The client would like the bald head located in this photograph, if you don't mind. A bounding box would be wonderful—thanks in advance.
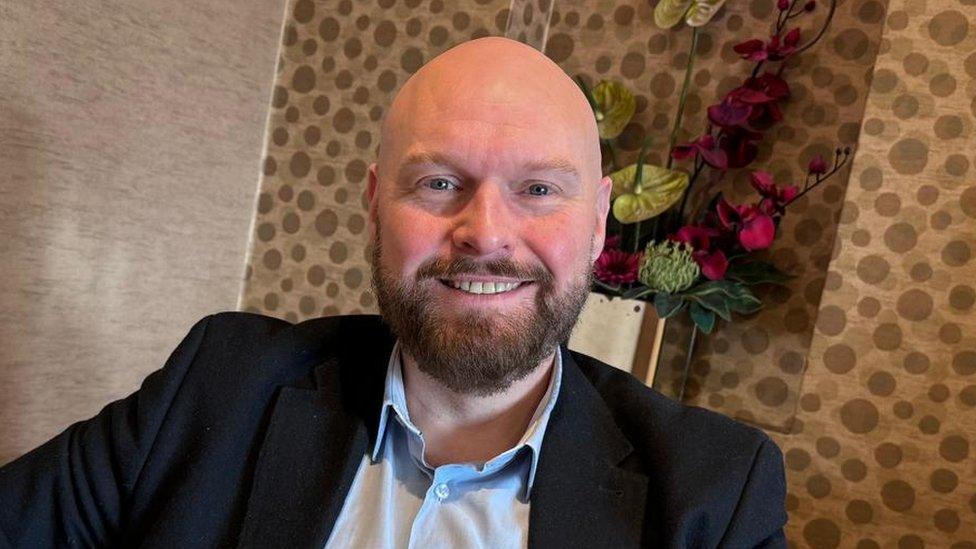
[376,37,601,185]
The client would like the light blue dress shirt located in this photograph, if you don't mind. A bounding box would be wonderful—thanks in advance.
[324,341,562,548]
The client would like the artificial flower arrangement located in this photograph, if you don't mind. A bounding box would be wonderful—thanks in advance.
[581,0,851,336]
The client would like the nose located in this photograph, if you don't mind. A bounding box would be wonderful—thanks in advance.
[450,183,515,258]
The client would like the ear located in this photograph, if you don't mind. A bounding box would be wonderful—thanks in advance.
[367,162,380,242]
[591,175,612,264]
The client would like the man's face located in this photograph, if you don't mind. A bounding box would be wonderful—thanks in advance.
[366,41,611,395]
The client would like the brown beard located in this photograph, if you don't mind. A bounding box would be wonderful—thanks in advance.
[370,232,593,396]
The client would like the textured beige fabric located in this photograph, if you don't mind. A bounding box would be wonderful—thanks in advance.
[0,0,285,465]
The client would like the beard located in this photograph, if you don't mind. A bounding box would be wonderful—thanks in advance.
[370,231,593,397]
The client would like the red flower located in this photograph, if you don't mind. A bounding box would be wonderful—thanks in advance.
[733,30,801,63]
[707,99,752,128]
[729,73,791,123]
[716,197,776,251]
[716,126,763,169]
[751,171,799,215]
[808,154,827,175]
[733,39,768,62]
[777,0,790,10]
[603,234,622,250]
[594,248,642,285]
[671,225,729,280]
[672,134,729,170]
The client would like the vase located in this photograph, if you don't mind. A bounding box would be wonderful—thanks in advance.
[568,291,666,386]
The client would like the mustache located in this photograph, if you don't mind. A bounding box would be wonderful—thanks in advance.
[416,256,552,284]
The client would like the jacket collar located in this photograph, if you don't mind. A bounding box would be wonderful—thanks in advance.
[235,315,648,548]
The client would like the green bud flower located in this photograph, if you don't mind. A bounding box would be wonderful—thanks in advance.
[639,240,700,294]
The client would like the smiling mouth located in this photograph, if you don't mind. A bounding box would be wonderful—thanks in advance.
[438,279,532,295]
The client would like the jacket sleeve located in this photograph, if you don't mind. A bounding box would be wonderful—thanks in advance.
[718,436,789,549]
[0,316,212,548]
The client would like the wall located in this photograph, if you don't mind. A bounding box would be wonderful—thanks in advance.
[772,0,976,545]
[0,0,285,464]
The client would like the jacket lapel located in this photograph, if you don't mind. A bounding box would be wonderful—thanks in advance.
[236,316,393,548]
[529,349,649,549]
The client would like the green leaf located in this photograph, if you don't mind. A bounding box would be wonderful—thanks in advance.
[610,164,689,224]
[621,285,655,300]
[689,302,716,334]
[654,0,693,29]
[591,81,636,140]
[685,280,763,319]
[685,0,727,27]
[654,292,685,318]
[725,260,794,286]
[724,284,763,315]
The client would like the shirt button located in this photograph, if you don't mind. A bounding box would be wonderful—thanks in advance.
[434,482,450,500]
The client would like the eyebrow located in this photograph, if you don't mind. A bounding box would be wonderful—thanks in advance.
[397,150,582,183]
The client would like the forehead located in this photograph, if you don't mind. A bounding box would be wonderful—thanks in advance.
[389,97,589,179]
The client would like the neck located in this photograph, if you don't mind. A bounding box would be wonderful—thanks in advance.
[400,348,556,467]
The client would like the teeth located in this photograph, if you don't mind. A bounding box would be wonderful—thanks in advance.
[448,280,522,295]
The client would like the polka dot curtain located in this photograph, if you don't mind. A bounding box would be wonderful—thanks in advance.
[769,0,976,545]
[239,0,975,545]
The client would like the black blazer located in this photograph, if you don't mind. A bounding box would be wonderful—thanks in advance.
[0,312,787,548]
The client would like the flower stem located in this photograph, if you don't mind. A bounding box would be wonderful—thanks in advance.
[677,324,699,402]
[666,27,701,171]
[674,156,706,231]
[794,0,837,56]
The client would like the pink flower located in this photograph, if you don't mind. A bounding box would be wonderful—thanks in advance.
[716,197,777,251]
[730,73,790,122]
[717,126,763,169]
[672,134,729,170]
[671,225,730,280]
[594,248,642,285]
[750,171,799,216]
[603,234,622,250]
[733,30,802,63]
[808,154,827,175]
[707,99,752,128]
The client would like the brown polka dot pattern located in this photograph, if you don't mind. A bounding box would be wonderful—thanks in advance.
[646,0,884,434]
[764,0,975,545]
[239,0,976,545]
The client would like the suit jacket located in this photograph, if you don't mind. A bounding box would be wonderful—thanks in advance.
[0,312,787,548]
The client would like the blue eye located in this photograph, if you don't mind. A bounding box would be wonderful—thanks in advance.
[425,178,458,191]
[526,183,552,196]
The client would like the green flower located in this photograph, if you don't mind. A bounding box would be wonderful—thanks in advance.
[639,240,700,294]
[591,81,636,140]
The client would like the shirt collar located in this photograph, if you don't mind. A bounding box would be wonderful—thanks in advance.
[371,340,563,495]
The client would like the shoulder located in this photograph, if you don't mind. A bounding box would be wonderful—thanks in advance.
[567,349,779,475]
[180,312,391,388]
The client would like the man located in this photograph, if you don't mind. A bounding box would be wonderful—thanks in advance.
[0,37,786,548]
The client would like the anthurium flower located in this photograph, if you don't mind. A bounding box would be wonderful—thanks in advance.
[594,248,642,285]
[591,81,636,140]
[671,134,729,170]
[639,240,700,293]
[610,163,690,224]
[670,225,730,280]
